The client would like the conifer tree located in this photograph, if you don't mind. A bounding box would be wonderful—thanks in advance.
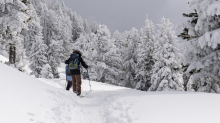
[123,28,139,88]
[180,0,220,93]
[74,32,99,80]
[90,21,99,34]
[29,39,48,78]
[27,4,49,78]
[94,25,122,84]
[135,17,155,91]
[77,32,99,81]
[70,11,84,42]
[41,64,53,79]
[47,35,64,78]
[149,17,184,91]
[84,33,99,80]
[45,9,64,78]
[112,30,126,84]
[112,30,124,56]
[48,0,72,59]
[0,0,32,71]
[24,4,41,56]
[29,0,49,47]
[83,19,91,34]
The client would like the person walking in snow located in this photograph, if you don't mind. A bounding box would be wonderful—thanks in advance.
[65,65,72,90]
[65,49,89,96]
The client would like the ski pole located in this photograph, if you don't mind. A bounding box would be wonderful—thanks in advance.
[65,75,67,90]
[87,69,91,91]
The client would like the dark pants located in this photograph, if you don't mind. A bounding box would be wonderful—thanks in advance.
[66,81,72,90]
[71,75,82,93]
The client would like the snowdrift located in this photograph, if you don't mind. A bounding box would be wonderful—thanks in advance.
[0,54,8,63]
[0,62,77,123]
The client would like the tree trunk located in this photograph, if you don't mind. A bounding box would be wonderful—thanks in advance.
[9,45,16,64]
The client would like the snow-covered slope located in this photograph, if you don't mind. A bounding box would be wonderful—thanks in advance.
[0,62,78,123]
[0,58,131,123]
[0,54,8,63]
[1,54,220,123]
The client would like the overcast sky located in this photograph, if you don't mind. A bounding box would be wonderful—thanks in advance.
[57,0,188,34]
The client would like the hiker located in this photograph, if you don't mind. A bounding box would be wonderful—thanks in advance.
[65,49,89,96]
[65,65,72,90]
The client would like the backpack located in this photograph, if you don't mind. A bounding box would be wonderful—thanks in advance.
[69,53,80,70]
[66,65,71,76]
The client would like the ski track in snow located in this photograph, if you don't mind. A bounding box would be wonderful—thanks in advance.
[36,65,132,123]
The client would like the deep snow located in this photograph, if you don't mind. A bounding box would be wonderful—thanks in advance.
[1,55,220,123]
[0,54,8,63]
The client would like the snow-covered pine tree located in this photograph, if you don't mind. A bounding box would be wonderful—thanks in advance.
[177,9,199,90]
[27,4,49,78]
[45,9,64,78]
[24,3,42,57]
[73,33,89,52]
[84,33,99,81]
[135,16,156,91]
[105,42,122,85]
[0,37,8,57]
[15,40,28,71]
[29,37,49,78]
[94,24,112,82]
[123,28,139,88]
[90,21,99,34]
[28,0,47,20]
[69,11,84,42]
[95,25,122,84]
[0,0,32,71]
[41,64,53,79]
[112,30,127,85]
[149,17,184,91]
[112,30,124,56]
[180,0,220,93]
[48,0,72,59]
[29,0,49,46]
[83,19,91,34]
[47,35,64,78]
[60,2,73,59]
[73,32,99,80]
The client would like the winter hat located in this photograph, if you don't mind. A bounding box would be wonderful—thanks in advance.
[72,49,82,55]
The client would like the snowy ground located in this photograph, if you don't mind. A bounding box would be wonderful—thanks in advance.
[1,55,220,123]
[0,54,8,63]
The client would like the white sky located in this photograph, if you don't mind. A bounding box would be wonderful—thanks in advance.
[57,0,189,33]
[56,0,189,52]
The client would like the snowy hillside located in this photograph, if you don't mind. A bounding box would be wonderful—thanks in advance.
[0,55,220,123]
[0,55,8,63]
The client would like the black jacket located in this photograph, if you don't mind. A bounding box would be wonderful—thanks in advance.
[65,52,88,75]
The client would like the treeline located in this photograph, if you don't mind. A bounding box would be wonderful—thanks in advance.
[0,0,98,79]
[73,0,220,93]
[76,17,184,91]
[1,0,220,93]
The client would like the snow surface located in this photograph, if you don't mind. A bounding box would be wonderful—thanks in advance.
[1,55,220,123]
[0,54,8,63]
